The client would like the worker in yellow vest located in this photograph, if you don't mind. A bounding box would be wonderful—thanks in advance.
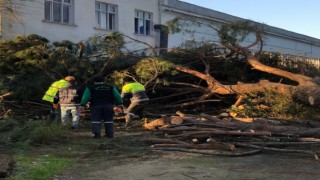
[42,76,75,122]
[121,77,149,127]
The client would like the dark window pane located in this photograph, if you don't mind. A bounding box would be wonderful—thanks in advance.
[109,14,114,30]
[134,18,139,34]
[63,5,70,23]
[44,1,51,20]
[146,20,151,35]
[53,2,61,22]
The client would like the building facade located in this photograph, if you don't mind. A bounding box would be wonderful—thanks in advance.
[1,0,320,60]
[1,0,160,51]
[160,0,320,60]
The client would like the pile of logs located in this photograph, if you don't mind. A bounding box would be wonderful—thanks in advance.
[143,111,320,160]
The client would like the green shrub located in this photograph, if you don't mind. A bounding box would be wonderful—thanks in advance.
[1,119,66,145]
[0,118,19,132]
[228,91,320,120]
[11,155,73,180]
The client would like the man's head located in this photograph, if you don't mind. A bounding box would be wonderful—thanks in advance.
[93,76,104,82]
[64,76,76,85]
[64,76,75,81]
[123,76,133,83]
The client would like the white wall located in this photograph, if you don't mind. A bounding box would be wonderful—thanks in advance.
[2,0,160,51]
[2,0,320,59]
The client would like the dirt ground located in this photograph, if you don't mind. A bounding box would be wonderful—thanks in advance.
[58,154,320,180]
[55,128,320,180]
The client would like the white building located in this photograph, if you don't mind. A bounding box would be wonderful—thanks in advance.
[1,0,320,60]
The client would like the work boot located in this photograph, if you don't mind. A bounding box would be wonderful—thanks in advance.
[104,134,114,138]
[93,133,101,138]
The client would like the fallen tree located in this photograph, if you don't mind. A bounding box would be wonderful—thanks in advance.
[108,20,320,121]
[168,22,320,105]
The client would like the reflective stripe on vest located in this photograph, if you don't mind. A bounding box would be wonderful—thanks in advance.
[42,79,68,102]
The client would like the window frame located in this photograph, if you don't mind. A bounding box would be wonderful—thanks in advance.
[134,10,153,36]
[95,1,118,31]
[44,0,74,25]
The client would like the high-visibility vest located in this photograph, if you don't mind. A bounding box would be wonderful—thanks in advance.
[42,79,68,103]
[121,82,149,102]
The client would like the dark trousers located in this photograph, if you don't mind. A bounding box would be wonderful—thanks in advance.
[90,104,114,137]
[47,106,61,125]
[125,100,149,124]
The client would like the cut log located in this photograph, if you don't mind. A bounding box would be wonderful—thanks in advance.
[166,130,272,139]
[0,93,11,100]
[207,138,236,151]
[143,116,171,130]
[200,113,223,122]
[248,141,320,146]
[192,138,199,144]
[176,111,199,119]
[299,137,320,142]
[294,87,320,106]
[152,141,235,151]
[150,147,261,157]
[235,142,319,160]
[144,138,190,145]
[234,95,244,106]
[295,128,320,137]
[161,126,228,133]
[170,116,184,125]
[175,111,208,123]
[255,125,304,133]
[164,122,237,130]
[0,109,12,120]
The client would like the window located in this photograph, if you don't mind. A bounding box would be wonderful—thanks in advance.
[95,2,117,31]
[135,10,152,35]
[44,0,74,24]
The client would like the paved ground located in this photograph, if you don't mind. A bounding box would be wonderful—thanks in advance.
[58,151,320,180]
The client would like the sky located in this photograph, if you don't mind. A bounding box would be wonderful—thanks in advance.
[179,0,320,39]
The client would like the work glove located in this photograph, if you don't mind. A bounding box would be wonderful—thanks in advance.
[113,105,124,113]
[118,104,124,110]
[53,103,59,109]
[84,103,90,109]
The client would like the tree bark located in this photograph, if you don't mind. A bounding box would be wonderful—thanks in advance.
[235,142,319,160]
[150,147,261,157]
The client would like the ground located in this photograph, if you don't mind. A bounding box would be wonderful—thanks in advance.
[53,124,320,180]
[58,153,320,180]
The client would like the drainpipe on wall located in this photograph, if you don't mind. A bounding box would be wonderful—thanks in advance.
[0,11,2,38]
[155,0,164,55]
[154,24,168,54]
[155,0,169,54]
